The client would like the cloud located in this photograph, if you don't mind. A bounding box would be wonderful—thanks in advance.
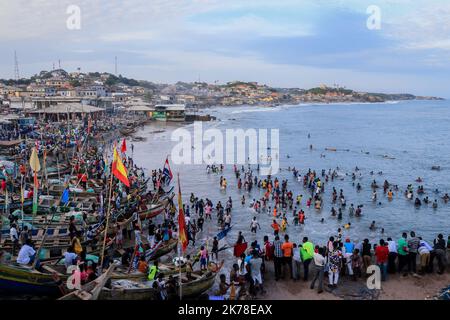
[99,31,157,42]
[189,14,313,38]
[0,0,449,96]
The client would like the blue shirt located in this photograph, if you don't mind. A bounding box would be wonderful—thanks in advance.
[344,242,355,254]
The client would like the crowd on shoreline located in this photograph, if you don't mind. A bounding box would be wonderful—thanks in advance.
[178,163,450,299]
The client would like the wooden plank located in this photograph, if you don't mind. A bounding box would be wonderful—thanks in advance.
[41,264,64,276]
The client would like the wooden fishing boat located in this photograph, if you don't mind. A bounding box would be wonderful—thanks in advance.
[0,226,71,252]
[138,202,166,220]
[0,260,174,296]
[100,267,220,300]
[48,184,98,198]
[0,139,22,148]
[145,238,178,261]
[119,127,135,136]
[0,199,33,210]
[58,264,116,300]
[10,210,88,228]
[131,136,146,142]
[0,263,64,296]
[39,165,71,178]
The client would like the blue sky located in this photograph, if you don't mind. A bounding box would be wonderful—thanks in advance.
[0,0,449,97]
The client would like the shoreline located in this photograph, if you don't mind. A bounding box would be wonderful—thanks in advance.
[259,260,449,300]
[196,98,446,111]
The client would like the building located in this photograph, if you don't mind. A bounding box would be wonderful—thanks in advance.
[153,104,185,121]
[58,89,77,97]
[8,97,34,110]
[125,105,154,118]
[26,103,105,121]
[45,78,69,88]
[31,96,83,109]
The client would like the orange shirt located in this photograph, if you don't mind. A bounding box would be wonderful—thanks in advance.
[271,222,280,232]
[138,261,148,273]
[281,242,293,257]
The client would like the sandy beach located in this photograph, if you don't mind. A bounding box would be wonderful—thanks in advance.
[258,262,449,300]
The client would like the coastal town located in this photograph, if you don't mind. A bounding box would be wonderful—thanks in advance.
[0,66,448,302]
[1,68,443,122]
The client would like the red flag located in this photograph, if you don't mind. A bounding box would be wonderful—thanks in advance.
[87,118,92,135]
[121,138,127,153]
[177,173,188,252]
[33,172,39,189]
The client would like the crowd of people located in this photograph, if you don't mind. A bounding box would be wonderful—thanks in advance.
[179,162,450,299]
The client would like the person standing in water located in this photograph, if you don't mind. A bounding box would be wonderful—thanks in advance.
[250,217,261,233]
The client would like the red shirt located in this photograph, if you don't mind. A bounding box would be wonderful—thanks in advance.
[375,245,389,263]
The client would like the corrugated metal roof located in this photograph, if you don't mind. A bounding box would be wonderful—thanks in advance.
[28,103,104,114]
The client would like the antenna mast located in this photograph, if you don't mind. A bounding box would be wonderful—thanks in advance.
[14,50,20,81]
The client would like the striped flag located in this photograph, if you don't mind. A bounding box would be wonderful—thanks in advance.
[112,146,130,187]
[162,157,173,186]
[177,173,188,253]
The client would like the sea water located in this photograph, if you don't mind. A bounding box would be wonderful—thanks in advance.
[131,100,450,254]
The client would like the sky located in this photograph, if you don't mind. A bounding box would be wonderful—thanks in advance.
[0,0,449,97]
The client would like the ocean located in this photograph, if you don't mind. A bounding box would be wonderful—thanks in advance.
[131,99,450,250]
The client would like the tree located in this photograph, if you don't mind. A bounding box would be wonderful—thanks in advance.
[69,79,81,87]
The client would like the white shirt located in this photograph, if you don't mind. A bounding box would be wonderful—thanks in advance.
[10,227,18,241]
[17,244,36,264]
[418,245,429,255]
[419,240,433,251]
[313,253,325,266]
[237,258,247,276]
[387,240,397,253]
[293,249,301,262]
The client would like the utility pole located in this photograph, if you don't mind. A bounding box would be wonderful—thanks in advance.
[115,56,117,75]
[14,50,20,81]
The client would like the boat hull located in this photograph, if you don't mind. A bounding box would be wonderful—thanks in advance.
[0,264,60,297]
[100,272,217,300]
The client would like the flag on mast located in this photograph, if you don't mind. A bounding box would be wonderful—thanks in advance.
[29,147,41,215]
[87,117,92,135]
[112,146,130,187]
[162,157,173,186]
[121,138,127,154]
[177,173,188,253]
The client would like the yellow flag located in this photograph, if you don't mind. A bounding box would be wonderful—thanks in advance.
[29,147,41,172]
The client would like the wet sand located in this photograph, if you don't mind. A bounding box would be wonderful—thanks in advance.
[259,262,449,300]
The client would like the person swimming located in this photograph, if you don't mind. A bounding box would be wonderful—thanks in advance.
[414,198,422,206]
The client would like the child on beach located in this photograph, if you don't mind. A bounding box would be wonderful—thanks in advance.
[199,246,208,271]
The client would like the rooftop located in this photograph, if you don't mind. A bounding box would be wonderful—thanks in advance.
[27,103,104,114]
